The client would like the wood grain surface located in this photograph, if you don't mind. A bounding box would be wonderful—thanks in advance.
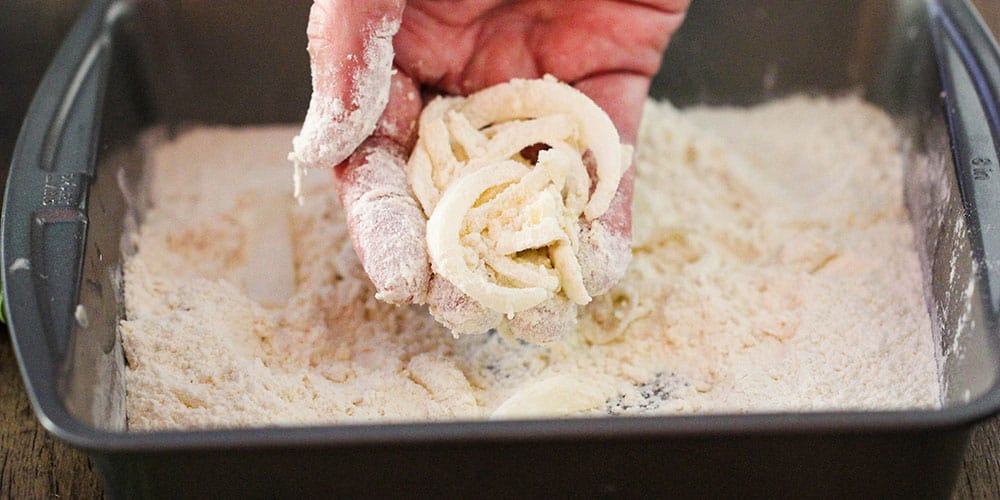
[0,334,104,498]
[2,1,1000,498]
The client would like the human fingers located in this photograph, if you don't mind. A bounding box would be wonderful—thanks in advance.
[426,277,578,344]
[572,72,648,296]
[427,275,502,335]
[502,295,578,344]
[292,0,405,170]
[333,70,430,304]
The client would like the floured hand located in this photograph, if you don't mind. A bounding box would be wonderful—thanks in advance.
[293,0,689,342]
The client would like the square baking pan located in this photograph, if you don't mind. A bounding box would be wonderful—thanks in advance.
[4,0,1000,497]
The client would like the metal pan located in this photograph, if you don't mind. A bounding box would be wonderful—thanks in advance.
[4,0,1000,497]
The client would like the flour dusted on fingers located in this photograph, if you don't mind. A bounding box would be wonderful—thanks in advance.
[289,12,399,186]
[337,139,430,304]
[407,76,631,337]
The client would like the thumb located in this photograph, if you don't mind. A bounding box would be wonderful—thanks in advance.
[292,0,405,170]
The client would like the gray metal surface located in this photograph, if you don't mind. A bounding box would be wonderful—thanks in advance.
[4,0,1000,497]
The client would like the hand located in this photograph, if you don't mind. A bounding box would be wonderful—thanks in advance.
[292,0,689,341]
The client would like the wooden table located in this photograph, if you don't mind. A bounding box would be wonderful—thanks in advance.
[3,1,1000,498]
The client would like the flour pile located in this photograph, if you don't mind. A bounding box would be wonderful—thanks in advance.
[121,96,941,430]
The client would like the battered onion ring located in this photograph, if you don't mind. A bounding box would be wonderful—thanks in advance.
[409,76,629,319]
[426,161,552,315]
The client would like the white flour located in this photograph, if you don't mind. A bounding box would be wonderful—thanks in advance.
[121,96,941,430]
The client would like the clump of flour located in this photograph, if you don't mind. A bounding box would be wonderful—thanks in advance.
[121,96,941,430]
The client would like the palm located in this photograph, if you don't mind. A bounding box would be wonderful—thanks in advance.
[397,0,685,102]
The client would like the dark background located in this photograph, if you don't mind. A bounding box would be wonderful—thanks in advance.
[0,1,89,177]
[1,1,999,498]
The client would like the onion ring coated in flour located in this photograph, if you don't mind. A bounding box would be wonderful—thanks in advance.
[409,76,629,320]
